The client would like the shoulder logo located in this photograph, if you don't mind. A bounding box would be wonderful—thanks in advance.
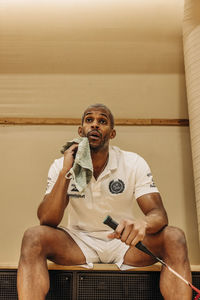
[71,184,79,192]
[109,179,125,194]
[147,173,157,188]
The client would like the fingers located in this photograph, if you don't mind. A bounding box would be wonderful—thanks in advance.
[125,230,144,247]
[62,143,79,172]
[64,143,78,156]
[107,222,124,239]
[107,232,116,239]
[108,219,146,247]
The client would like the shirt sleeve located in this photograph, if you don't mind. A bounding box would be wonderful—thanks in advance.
[134,155,159,200]
[45,160,60,195]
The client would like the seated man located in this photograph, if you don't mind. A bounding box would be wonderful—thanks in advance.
[17,103,192,300]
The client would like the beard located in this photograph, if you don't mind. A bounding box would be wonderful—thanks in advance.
[82,129,110,152]
[89,140,108,152]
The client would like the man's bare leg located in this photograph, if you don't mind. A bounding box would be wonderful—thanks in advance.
[17,225,86,300]
[123,226,192,300]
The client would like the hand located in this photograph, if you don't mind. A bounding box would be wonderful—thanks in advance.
[107,218,147,247]
[62,143,78,173]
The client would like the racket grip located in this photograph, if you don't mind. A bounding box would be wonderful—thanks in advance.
[135,241,157,260]
[103,215,118,230]
[103,215,157,260]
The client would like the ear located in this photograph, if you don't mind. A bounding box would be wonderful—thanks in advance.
[110,129,116,140]
[78,126,84,137]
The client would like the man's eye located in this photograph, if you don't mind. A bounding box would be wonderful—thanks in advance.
[99,119,107,124]
[86,118,92,123]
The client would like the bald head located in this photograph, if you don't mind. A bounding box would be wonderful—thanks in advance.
[81,104,114,129]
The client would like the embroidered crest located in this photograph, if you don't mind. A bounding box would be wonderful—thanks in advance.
[109,179,125,194]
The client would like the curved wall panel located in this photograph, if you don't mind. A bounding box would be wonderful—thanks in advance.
[183,0,200,243]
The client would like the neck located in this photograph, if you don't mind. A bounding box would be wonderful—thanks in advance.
[91,148,109,180]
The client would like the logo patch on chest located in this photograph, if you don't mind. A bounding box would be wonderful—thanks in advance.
[109,179,125,194]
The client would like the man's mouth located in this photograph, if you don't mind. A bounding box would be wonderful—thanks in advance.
[87,130,101,140]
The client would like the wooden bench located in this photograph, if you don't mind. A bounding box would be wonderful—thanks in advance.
[0,264,200,299]
[1,263,200,271]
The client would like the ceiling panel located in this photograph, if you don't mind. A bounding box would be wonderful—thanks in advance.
[0,0,185,73]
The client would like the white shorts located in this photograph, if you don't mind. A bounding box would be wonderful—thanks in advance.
[60,227,130,270]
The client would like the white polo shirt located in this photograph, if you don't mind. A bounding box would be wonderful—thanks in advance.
[45,146,159,239]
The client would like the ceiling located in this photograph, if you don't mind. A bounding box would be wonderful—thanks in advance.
[0,0,185,74]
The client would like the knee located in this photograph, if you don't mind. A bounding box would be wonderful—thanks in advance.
[162,226,188,260]
[20,226,47,258]
[163,226,187,249]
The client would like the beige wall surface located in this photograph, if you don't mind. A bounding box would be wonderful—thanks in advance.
[0,125,199,265]
[0,74,188,119]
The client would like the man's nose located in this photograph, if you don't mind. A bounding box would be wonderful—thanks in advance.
[91,120,99,128]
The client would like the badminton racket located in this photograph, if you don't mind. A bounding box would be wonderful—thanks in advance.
[103,215,200,300]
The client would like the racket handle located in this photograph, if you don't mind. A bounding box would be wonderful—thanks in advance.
[103,215,158,261]
[135,241,158,260]
[103,215,118,230]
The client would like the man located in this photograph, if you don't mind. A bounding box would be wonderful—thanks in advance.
[17,104,192,299]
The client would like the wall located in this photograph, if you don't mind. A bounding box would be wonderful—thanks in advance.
[0,0,199,266]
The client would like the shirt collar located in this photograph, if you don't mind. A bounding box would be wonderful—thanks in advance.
[106,146,118,171]
[95,146,118,181]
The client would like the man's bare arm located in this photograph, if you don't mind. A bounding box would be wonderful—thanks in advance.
[137,192,168,234]
[108,193,168,246]
[37,144,78,227]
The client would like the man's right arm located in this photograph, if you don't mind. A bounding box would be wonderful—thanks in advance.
[37,144,78,227]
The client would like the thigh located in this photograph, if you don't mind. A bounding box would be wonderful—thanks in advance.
[123,226,168,267]
[23,225,86,266]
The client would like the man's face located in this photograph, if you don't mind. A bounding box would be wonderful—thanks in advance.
[78,107,116,151]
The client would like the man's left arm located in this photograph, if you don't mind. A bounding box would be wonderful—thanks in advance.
[137,192,168,234]
[108,192,168,246]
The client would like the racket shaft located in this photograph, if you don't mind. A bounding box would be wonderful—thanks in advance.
[167,266,189,285]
